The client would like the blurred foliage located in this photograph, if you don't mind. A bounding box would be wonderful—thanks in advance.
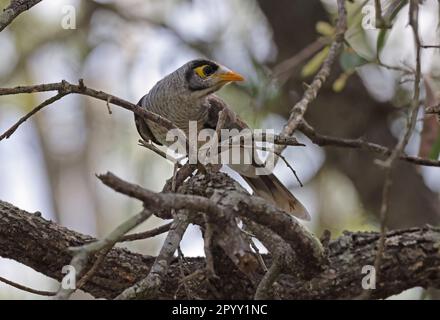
[301,46,330,78]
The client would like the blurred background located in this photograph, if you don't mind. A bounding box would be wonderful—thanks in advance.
[0,0,439,299]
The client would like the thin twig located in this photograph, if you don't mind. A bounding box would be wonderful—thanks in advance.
[274,151,304,187]
[272,0,347,162]
[76,248,111,290]
[115,213,189,300]
[0,80,307,151]
[0,91,66,140]
[0,276,56,297]
[376,0,422,168]
[54,208,154,299]
[375,168,392,272]
[244,144,304,187]
[240,224,268,272]
[0,80,178,141]
[119,222,172,242]
[299,121,440,167]
[360,0,423,300]
[138,139,184,167]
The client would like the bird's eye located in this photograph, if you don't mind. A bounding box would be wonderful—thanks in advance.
[194,64,218,78]
[203,65,215,76]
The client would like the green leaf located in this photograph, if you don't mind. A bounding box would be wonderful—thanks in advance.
[429,131,440,160]
[301,46,329,78]
[339,49,368,71]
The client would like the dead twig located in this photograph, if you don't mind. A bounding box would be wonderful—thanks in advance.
[119,222,172,242]
[272,0,347,162]
[360,0,423,300]
[0,91,66,140]
[0,80,178,141]
[0,276,56,297]
[54,208,154,299]
[299,121,440,167]
[116,213,189,300]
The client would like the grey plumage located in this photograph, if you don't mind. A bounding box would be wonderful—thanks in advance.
[135,59,310,220]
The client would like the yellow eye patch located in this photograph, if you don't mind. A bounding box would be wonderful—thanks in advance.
[194,66,207,78]
[194,64,217,78]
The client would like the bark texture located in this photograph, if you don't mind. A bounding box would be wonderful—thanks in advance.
[1,195,439,299]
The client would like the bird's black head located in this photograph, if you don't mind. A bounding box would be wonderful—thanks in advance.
[183,59,244,96]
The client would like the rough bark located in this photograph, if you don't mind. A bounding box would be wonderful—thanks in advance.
[0,0,42,32]
[1,197,439,299]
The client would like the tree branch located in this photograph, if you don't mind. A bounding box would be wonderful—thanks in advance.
[0,80,178,141]
[115,213,189,300]
[54,208,154,299]
[0,0,42,32]
[273,0,347,159]
[299,121,440,167]
[1,199,439,299]
[360,0,423,300]
[119,222,172,242]
[1,79,437,169]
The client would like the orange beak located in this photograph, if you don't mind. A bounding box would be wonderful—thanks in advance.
[217,70,245,82]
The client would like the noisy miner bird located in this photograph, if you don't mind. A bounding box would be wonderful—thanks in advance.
[135,59,310,220]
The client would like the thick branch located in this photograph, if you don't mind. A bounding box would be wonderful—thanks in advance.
[0,199,154,299]
[177,172,325,276]
[0,0,42,32]
[98,171,324,277]
[1,199,439,299]
[54,208,154,299]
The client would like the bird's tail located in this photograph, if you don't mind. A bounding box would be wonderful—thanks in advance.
[242,174,310,221]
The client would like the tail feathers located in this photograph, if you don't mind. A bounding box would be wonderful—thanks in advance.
[242,174,310,221]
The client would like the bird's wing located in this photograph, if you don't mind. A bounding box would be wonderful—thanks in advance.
[204,95,266,172]
[203,95,249,131]
[135,95,163,146]
[203,95,310,220]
